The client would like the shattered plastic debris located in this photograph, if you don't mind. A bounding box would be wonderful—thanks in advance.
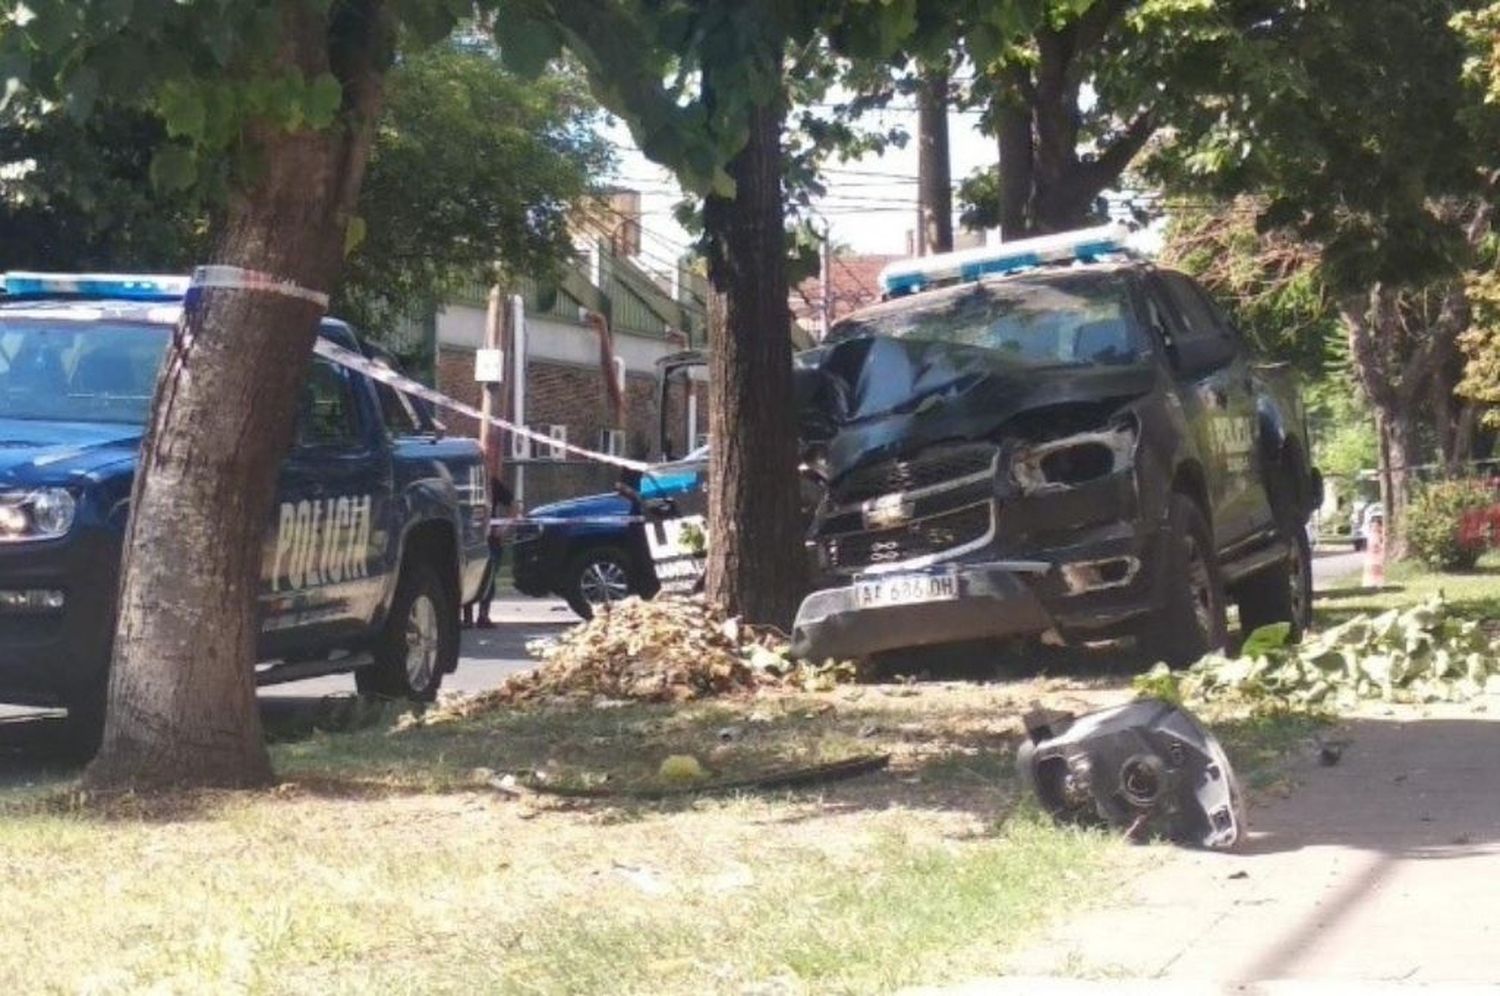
[1018,698,1245,850]
[425,597,854,720]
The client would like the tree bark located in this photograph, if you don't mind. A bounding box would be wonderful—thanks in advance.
[1377,410,1416,563]
[917,64,953,255]
[702,92,804,628]
[995,94,1034,240]
[84,0,392,790]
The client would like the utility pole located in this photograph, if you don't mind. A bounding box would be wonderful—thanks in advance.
[478,284,505,482]
[917,62,954,255]
[510,293,527,508]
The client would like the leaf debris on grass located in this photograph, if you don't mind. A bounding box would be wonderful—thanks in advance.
[1137,596,1500,710]
[422,597,853,722]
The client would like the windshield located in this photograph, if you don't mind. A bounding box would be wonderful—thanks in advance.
[0,320,170,424]
[830,274,1146,368]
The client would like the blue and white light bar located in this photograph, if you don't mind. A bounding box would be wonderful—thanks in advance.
[878,224,1134,298]
[2,271,191,302]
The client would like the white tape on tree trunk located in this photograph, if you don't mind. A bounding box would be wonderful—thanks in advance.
[189,265,331,309]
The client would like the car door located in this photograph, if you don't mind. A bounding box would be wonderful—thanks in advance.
[259,355,394,658]
[1149,272,1262,547]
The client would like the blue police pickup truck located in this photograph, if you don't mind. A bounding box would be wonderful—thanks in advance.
[0,273,491,734]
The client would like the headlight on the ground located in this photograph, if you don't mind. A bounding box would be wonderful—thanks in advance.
[0,489,77,542]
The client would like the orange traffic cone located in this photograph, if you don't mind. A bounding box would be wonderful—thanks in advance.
[1362,516,1386,588]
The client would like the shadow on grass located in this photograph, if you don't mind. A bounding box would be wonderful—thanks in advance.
[2,640,1321,829]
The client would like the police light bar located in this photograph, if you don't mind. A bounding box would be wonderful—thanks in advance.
[2,271,191,301]
[877,224,1134,297]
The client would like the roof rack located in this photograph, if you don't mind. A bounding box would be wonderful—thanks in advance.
[877,224,1135,298]
[2,272,190,302]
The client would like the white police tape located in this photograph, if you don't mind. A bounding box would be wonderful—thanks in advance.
[189,265,331,309]
[311,338,653,473]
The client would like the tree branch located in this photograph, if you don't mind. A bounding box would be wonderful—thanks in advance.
[1080,109,1155,192]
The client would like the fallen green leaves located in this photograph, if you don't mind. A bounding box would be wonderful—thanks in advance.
[1137,596,1500,710]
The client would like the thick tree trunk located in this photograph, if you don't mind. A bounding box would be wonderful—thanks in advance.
[1377,410,1416,563]
[84,1,390,790]
[917,64,953,255]
[995,100,1034,241]
[702,95,803,628]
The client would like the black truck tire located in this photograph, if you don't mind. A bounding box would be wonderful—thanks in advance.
[61,681,107,762]
[563,545,635,620]
[1237,511,1314,641]
[1139,494,1229,668]
[356,560,456,702]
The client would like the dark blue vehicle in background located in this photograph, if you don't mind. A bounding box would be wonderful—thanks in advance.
[511,447,707,618]
[0,273,490,740]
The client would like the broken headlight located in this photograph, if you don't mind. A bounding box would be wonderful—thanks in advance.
[0,488,78,542]
[1018,698,1245,850]
[1011,415,1138,494]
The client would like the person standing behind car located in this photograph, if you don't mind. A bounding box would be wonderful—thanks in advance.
[463,477,516,629]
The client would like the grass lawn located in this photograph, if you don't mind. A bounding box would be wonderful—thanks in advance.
[1315,552,1500,629]
[0,665,1323,996]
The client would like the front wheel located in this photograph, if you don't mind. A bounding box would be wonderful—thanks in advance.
[1138,494,1229,668]
[356,561,457,701]
[562,545,636,620]
[1237,515,1314,641]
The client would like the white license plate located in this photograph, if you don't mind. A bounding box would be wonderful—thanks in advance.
[854,572,959,608]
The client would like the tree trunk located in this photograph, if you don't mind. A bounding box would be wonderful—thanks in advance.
[917,64,953,255]
[84,1,390,790]
[1377,410,1416,563]
[702,94,804,628]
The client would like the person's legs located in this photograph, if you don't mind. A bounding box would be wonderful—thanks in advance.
[469,553,497,628]
[476,543,502,627]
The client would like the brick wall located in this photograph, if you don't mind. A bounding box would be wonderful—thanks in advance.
[436,345,696,508]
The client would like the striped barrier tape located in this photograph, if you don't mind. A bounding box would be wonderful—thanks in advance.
[312,338,653,473]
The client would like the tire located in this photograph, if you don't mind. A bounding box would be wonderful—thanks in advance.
[60,680,107,762]
[1352,536,1366,553]
[562,545,635,620]
[355,560,456,702]
[1237,509,1315,641]
[1138,494,1229,668]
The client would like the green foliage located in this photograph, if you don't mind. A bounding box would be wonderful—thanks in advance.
[1407,479,1499,571]
[336,46,611,332]
[497,0,955,197]
[0,0,365,195]
[1146,0,1484,294]
[1160,200,1340,376]
[1135,596,1500,710]
[1,41,608,337]
[1305,379,1378,483]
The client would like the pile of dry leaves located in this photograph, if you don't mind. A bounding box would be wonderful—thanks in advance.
[429,597,851,720]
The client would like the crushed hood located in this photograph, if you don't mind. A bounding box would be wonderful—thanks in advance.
[0,418,141,487]
[796,335,1156,478]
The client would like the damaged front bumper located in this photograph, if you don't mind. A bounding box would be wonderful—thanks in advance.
[790,560,1056,661]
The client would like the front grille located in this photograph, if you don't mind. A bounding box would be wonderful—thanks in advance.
[822,501,993,572]
[833,443,998,505]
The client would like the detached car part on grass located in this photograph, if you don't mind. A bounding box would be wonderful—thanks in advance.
[1018,698,1245,850]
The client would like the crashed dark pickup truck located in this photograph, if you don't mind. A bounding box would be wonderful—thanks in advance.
[791,233,1321,668]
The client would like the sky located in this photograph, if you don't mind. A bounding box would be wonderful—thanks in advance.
[602,102,1001,265]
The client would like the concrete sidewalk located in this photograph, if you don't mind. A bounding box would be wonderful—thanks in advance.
[928,702,1500,992]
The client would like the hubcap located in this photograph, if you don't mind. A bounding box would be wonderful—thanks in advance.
[404,594,439,690]
[579,559,630,607]
[1185,535,1216,639]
